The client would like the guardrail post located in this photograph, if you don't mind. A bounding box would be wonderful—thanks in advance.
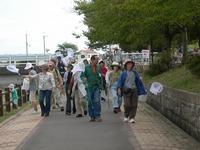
[0,90,3,116]
[22,90,26,103]
[17,87,22,106]
[5,88,11,112]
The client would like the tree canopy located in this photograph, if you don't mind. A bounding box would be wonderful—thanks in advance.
[74,0,200,59]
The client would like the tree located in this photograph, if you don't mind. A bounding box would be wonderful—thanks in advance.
[57,42,78,56]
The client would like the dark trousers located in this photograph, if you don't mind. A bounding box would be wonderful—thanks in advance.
[123,89,138,119]
[39,90,52,115]
[65,88,76,113]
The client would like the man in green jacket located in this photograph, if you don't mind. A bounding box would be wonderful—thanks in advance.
[81,55,103,122]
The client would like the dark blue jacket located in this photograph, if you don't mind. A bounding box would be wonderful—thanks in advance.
[117,70,147,95]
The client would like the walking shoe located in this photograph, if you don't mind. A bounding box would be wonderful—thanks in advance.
[44,113,49,117]
[32,110,38,114]
[84,111,87,115]
[113,109,118,113]
[95,116,102,122]
[124,117,129,122]
[61,107,64,112]
[52,106,56,109]
[76,114,83,118]
[41,113,44,117]
[129,118,135,123]
[89,118,95,122]
[66,112,71,115]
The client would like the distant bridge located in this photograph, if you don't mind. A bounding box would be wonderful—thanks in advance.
[0,54,52,67]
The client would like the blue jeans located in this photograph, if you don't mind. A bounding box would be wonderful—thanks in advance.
[111,82,122,108]
[86,85,101,118]
[39,90,52,115]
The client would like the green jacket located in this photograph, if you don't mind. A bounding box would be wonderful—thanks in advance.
[81,64,103,89]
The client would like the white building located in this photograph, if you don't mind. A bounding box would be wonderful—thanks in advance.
[76,50,98,62]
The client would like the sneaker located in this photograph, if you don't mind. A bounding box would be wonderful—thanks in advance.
[129,118,135,123]
[61,107,64,112]
[113,109,118,113]
[84,111,87,115]
[89,118,95,122]
[76,114,83,118]
[66,112,71,115]
[32,110,38,114]
[95,116,102,122]
[124,117,129,122]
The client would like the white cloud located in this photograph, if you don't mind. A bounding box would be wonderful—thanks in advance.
[0,0,88,55]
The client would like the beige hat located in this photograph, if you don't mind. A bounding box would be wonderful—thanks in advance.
[111,62,121,69]
[8,84,15,89]
[24,62,33,70]
[124,59,135,69]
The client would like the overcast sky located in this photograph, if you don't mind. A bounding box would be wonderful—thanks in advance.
[0,0,88,55]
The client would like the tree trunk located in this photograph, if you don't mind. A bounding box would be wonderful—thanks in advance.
[148,38,154,64]
[181,27,188,64]
[163,23,172,51]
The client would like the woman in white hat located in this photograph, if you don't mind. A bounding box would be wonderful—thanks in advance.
[24,62,38,113]
[106,62,122,113]
[8,84,19,109]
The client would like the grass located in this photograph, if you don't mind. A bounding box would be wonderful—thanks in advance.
[0,102,32,123]
[143,65,200,94]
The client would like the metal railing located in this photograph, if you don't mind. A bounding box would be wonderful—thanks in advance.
[0,54,52,66]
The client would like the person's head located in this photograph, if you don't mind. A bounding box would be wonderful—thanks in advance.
[24,62,34,70]
[39,64,49,72]
[83,59,88,65]
[8,84,15,89]
[48,61,55,70]
[91,55,99,65]
[124,59,135,71]
[67,64,73,72]
[111,62,121,71]
[99,60,105,68]
[50,58,57,65]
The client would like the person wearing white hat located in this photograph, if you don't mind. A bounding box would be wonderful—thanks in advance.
[106,62,122,113]
[117,59,146,123]
[8,84,19,109]
[68,62,87,118]
[24,62,38,114]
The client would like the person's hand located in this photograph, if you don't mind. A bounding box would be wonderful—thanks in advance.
[52,87,55,94]
[67,89,70,94]
[117,88,121,96]
[83,78,87,84]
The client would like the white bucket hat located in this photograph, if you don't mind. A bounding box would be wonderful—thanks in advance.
[24,62,33,70]
[8,84,15,89]
[149,82,163,95]
[38,60,47,66]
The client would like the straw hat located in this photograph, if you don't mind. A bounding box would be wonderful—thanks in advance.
[8,84,15,89]
[24,62,34,70]
[111,62,121,69]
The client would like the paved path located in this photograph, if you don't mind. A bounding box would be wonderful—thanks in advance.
[0,101,199,150]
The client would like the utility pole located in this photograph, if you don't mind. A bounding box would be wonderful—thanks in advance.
[25,32,28,55]
[43,33,48,54]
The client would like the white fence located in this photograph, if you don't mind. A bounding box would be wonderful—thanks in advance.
[0,54,52,66]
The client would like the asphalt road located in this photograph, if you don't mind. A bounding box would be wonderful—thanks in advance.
[16,102,140,150]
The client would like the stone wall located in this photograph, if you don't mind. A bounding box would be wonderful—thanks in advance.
[146,86,200,141]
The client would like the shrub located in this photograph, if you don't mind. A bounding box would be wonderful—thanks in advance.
[145,50,172,76]
[186,54,200,76]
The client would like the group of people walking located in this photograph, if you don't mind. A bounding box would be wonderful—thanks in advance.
[9,54,146,123]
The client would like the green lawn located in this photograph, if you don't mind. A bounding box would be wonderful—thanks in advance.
[143,66,200,94]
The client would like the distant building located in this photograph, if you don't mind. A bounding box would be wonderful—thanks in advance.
[76,50,98,62]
